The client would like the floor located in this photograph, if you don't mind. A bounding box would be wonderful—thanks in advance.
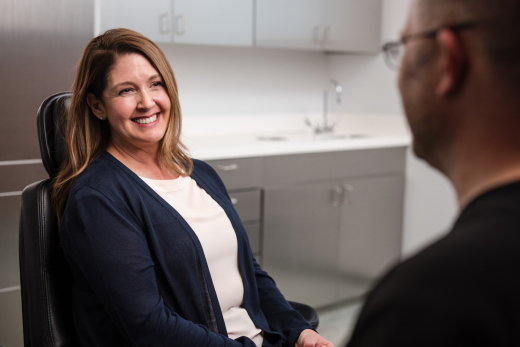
[314,300,364,346]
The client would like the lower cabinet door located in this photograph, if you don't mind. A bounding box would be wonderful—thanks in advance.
[338,174,404,300]
[262,182,340,308]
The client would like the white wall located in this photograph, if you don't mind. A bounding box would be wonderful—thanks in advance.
[158,43,329,116]
[160,0,458,258]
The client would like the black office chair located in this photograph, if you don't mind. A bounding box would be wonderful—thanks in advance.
[18,92,319,347]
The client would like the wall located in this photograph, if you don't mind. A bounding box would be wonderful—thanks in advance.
[158,43,329,116]
[327,0,458,257]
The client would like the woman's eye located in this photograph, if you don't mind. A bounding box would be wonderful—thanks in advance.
[152,81,163,88]
[119,88,133,95]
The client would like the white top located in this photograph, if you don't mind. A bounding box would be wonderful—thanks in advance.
[139,175,263,346]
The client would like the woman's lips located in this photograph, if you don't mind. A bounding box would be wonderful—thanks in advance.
[132,113,159,124]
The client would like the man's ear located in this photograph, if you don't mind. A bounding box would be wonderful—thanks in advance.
[436,28,467,96]
[86,93,106,120]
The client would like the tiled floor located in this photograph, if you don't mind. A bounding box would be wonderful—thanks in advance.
[315,300,364,346]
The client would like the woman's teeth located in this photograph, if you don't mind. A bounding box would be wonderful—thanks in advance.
[134,114,158,124]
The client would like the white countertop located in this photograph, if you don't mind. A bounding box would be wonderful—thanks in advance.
[181,113,411,161]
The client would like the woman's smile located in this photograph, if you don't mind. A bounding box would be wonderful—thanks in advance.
[132,112,159,125]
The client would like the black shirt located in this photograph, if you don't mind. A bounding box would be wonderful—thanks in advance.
[347,182,520,346]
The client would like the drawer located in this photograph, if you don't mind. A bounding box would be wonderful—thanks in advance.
[244,223,261,255]
[205,158,262,190]
[229,189,261,223]
[262,147,407,186]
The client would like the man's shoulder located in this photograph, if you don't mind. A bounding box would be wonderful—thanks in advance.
[385,220,520,289]
[347,208,520,346]
[364,211,520,320]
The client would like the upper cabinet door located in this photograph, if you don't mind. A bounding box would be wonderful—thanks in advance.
[173,0,253,47]
[98,0,172,43]
[323,0,382,53]
[255,0,324,51]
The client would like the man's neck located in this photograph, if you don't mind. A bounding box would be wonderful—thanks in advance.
[448,133,520,209]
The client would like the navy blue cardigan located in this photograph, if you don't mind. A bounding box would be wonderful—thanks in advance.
[59,152,312,347]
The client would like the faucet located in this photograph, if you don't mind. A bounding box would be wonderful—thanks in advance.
[306,79,342,134]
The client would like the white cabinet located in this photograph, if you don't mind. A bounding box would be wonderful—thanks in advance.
[173,0,254,47]
[97,0,253,47]
[263,181,341,308]
[262,148,406,308]
[338,175,404,301]
[255,0,324,51]
[323,0,382,53]
[98,0,172,43]
[256,0,382,53]
[97,0,380,52]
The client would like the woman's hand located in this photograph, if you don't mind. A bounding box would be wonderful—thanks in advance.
[295,329,335,347]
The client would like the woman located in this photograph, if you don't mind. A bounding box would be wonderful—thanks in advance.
[54,28,334,347]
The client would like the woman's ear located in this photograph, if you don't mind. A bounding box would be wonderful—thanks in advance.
[86,93,106,120]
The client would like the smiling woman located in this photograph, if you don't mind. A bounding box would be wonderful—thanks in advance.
[53,28,191,215]
[86,53,174,167]
[52,28,334,347]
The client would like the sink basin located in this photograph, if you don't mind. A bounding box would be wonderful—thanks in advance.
[257,133,372,142]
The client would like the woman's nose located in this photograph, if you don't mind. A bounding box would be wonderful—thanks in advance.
[137,90,155,110]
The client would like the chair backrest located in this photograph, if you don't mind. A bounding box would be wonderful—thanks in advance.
[19,92,78,347]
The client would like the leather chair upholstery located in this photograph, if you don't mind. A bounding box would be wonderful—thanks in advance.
[19,92,77,347]
[19,92,318,347]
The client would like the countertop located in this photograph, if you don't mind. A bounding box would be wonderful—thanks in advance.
[182,113,411,161]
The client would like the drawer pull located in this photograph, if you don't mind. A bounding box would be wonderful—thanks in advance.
[230,197,238,205]
[159,13,170,34]
[331,186,342,207]
[217,164,238,171]
[175,14,185,35]
[343,184,354,205]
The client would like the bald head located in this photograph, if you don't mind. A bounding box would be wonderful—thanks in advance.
[414,0,520,91]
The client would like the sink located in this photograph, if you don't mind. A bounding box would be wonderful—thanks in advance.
[257,133,372,142]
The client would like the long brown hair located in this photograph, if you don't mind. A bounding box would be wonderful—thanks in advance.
[53,28,192,221]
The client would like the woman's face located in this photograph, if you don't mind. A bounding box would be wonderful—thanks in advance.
[87,53,171,152]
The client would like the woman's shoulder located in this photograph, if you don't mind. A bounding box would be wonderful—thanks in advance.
[191,158,213,174]
[192,159,224,183]
[69,152,133,198]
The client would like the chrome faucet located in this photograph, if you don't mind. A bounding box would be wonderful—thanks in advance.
[306,79,342,134]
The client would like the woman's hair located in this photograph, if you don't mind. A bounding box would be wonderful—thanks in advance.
[53,28,193,221]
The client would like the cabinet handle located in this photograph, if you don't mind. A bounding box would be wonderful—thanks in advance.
[325,26,335,44]
[331,186,343,207]
[175,14,185,35]
[230,197,238,205]
[159,13,170,34]
[342,184,353,205]
[314,25,325,44]
[216,164,238,171]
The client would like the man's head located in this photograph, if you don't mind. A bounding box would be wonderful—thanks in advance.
[399,0,520,172]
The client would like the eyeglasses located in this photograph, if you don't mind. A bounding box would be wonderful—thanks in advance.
[382,22,476,70]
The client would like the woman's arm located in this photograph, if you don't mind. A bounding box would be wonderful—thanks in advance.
[61,185,256,347]
[252,260,334,347]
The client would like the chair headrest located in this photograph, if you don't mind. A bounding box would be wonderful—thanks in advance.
[37,92,72,179]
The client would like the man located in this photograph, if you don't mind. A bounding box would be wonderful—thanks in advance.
[347,0,520,345]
